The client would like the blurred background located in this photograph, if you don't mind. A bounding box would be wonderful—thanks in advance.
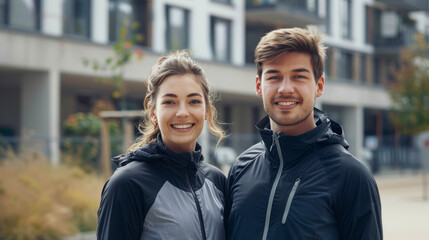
[0,0,428,239]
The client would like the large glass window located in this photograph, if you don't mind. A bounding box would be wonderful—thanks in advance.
[0,0,41,31]
[340,0,352,39]
[0,0,6,25]
[166,5,189,51]
[211,16,231,62]
[338,50,352,80]
[63,0,91,38]
[109,0,150,46]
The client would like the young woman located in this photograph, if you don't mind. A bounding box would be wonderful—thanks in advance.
[97,51,226,240]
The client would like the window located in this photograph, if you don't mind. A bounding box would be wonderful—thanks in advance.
[338,50,352,80]
[340,0,352,39]
[63,0,91,38]
[109,0,150,46]
[211,16,231,62]
[211,0,232,4]
[317,0,330,34]
[166,5,189,51]
[0,0,41,31]
[0,0,6,25]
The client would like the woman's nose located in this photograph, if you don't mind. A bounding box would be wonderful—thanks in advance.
[176,103,190,117]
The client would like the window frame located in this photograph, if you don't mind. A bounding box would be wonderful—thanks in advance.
[210,15,232,62]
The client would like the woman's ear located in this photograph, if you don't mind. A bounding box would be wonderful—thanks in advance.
[148,103,157,124]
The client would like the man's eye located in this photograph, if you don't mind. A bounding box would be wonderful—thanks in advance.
[267,76,280,80]
[296,75,306,79]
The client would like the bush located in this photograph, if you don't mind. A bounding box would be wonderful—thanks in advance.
[0,150,104,240]
[62,112,121,172]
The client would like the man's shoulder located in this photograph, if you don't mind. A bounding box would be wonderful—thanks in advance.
[228,142,265,177]
[237,141,265,162]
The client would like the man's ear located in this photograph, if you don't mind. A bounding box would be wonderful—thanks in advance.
[256,75,262,97]
[316,76,325,98]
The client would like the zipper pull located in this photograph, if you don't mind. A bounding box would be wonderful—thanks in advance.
[269,132,279,152]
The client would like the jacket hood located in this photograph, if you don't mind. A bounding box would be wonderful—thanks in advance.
[112,134,204,169]
[256,108,349,168]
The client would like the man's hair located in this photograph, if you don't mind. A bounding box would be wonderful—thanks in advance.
[254,27,327,81]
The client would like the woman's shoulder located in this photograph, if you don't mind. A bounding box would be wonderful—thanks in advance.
[199,162,226,191]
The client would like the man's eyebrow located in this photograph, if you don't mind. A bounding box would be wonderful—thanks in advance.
[293,68,311,73]
[263,69,280,75]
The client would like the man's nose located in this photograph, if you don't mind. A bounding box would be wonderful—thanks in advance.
[278,77,294,94]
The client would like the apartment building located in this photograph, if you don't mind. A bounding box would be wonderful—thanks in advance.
[0,0,427,170]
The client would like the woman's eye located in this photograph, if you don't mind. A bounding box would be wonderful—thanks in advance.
[190,99,202,104]
[162,100,174,105]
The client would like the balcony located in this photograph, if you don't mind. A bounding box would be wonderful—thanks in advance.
[246,0,324,27]
[374,0,429,12]
[374,25,419,55]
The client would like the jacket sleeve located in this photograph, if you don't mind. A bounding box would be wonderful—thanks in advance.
[335,160,383,240]
[97,171,145,240]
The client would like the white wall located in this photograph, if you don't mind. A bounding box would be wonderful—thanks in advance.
[41,0,62,36]
[151,0,245,64]
[92,0,109,44]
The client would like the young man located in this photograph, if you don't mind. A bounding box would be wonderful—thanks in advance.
[225,27,382,239]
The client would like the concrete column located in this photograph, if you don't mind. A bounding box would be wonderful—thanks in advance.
[191,0,211,60]
[152,0,166,53]
[232,0,245,65]
[92,0,109,44]
[342,105,364,160]
[42,0,62,36]
[21,70,60,164]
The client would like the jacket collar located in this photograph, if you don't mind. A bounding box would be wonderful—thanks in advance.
[256,108,348,168]
[113,133,203,169]
[156,134,203,169]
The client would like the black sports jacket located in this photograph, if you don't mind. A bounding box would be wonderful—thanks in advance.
[225,108,382,240]
[97,135,226,240]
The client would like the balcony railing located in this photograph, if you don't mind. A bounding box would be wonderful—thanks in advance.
[374,0,429,12]
[374,25,419,54]
[246,0,324,26]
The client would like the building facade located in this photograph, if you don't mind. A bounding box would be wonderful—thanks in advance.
[0,0,428,171]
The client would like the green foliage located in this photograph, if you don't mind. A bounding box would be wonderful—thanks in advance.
[82,21,144,101]
[0,151,104,240]
[62,112,121,171]
[389,33,429,134]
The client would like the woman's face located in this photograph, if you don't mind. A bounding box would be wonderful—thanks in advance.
[152,73,207,153]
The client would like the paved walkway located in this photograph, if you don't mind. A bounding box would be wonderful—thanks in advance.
[375,171,429,240]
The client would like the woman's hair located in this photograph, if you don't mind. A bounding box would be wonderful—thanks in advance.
[127,50,225,152]
[254,26,327,81]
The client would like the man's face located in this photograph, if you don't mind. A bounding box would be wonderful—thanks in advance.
[256,52,324,135]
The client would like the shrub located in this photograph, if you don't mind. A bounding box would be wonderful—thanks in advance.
[62,112,121,172]
[0,150,104,240]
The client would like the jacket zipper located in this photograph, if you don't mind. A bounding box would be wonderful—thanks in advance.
[262,132,284,240]
[186,156,207,240]
[281,177,301,224]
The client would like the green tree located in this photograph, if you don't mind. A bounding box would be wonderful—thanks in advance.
[389,33,429,134]
[83,21,144,110]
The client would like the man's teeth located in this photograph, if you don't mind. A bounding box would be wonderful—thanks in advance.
[277,102,296,106]
[172,124,193,129]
